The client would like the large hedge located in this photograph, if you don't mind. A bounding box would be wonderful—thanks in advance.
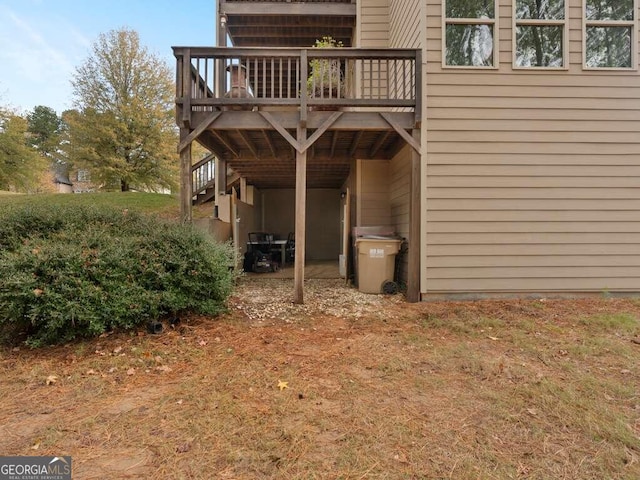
[0,203,236,346]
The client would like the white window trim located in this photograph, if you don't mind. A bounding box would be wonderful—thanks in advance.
[442,0,499,69]
[582,0,639,71]
[77,170,90,182]
[512,0,569,70]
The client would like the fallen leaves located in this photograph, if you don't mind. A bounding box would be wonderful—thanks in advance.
[45,375,58,385]
[3,289,640,480]
[176,442,192,453]
[277,380,289,391]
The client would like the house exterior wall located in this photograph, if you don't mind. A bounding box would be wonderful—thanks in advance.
[423,0,640,296]
[342,159,358,234]
[307,189,342,260]
[358,0,389,48]
[263,189,341,261]
[388,0,421,286]
[236,198,262,256]
[390,146,411,282]
[389,0,420,48]
[357,159,391,226]
[56,183,73,194]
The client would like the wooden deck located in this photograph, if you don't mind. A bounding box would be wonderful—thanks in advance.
[173,45,422,303]
[220,0,356,48]
[174,47,421,192]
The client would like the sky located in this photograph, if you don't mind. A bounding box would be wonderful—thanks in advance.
[0,0,217,114]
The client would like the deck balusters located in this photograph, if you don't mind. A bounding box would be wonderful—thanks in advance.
[174,47,417,111]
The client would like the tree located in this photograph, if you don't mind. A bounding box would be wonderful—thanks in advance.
[69,28,178,192]
[27,106,63,159]
[0,108,47,191]
[27,106,69,192]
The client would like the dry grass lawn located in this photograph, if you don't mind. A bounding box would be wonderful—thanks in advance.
[1,279,639,479]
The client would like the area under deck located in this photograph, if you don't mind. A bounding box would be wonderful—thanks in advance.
[174,46,422,303]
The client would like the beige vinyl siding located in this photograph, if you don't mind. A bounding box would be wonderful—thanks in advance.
[262,189,341,261]
[357,159,392,226]
[385,0,420,284]
[425,0,640,296]
[358,0,390,100]
[390,0,421,48]
[359,0,389,48]
[343,158,358,237]
[390,146,411,282]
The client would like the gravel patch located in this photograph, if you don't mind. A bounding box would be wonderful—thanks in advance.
[230,278,405,322]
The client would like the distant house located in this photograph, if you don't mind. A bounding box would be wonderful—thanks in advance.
[52,164,73,194]
[72,169,95,193]
[50,166,96,194]
[173,0,640,302]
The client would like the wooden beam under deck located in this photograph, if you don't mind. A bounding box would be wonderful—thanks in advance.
[237,130,261,159]
[330,131,339,157]
[224,16,355,28]
[348,131,363,158]
[221,2,356,17]
[190,111,416,131]
[261,130,278,158]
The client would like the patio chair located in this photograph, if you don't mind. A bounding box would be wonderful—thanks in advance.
[246,232,279,273]
[285,232,295,264]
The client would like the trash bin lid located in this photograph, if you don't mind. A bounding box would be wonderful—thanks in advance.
[352,226,396,238]
[358,234,399,240]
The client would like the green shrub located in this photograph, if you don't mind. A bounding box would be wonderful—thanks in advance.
[0,203,237,346]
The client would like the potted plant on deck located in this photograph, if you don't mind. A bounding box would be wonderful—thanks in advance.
[307,36,344,104]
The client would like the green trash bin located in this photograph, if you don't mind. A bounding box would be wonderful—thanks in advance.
[355,237,402,294]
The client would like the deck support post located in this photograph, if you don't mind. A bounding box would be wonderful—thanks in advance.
[260,111,344,304]
[407,127,421,302]
[293,123,307,304]
[217,6,227,96]
[179,128,193,223]
[214,157,227,210]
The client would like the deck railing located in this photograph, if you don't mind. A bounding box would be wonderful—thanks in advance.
[174,47,420,115]
[192,153,216,198]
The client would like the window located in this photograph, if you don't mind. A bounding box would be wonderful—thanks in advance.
[444,0,497,67]
[514,0,567,67]
[76,170,90,182]
[585,0,637,69]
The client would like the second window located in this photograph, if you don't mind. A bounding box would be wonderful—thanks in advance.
[514,0,567,68]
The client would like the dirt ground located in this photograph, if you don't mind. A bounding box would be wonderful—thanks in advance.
[1,279,639,479]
